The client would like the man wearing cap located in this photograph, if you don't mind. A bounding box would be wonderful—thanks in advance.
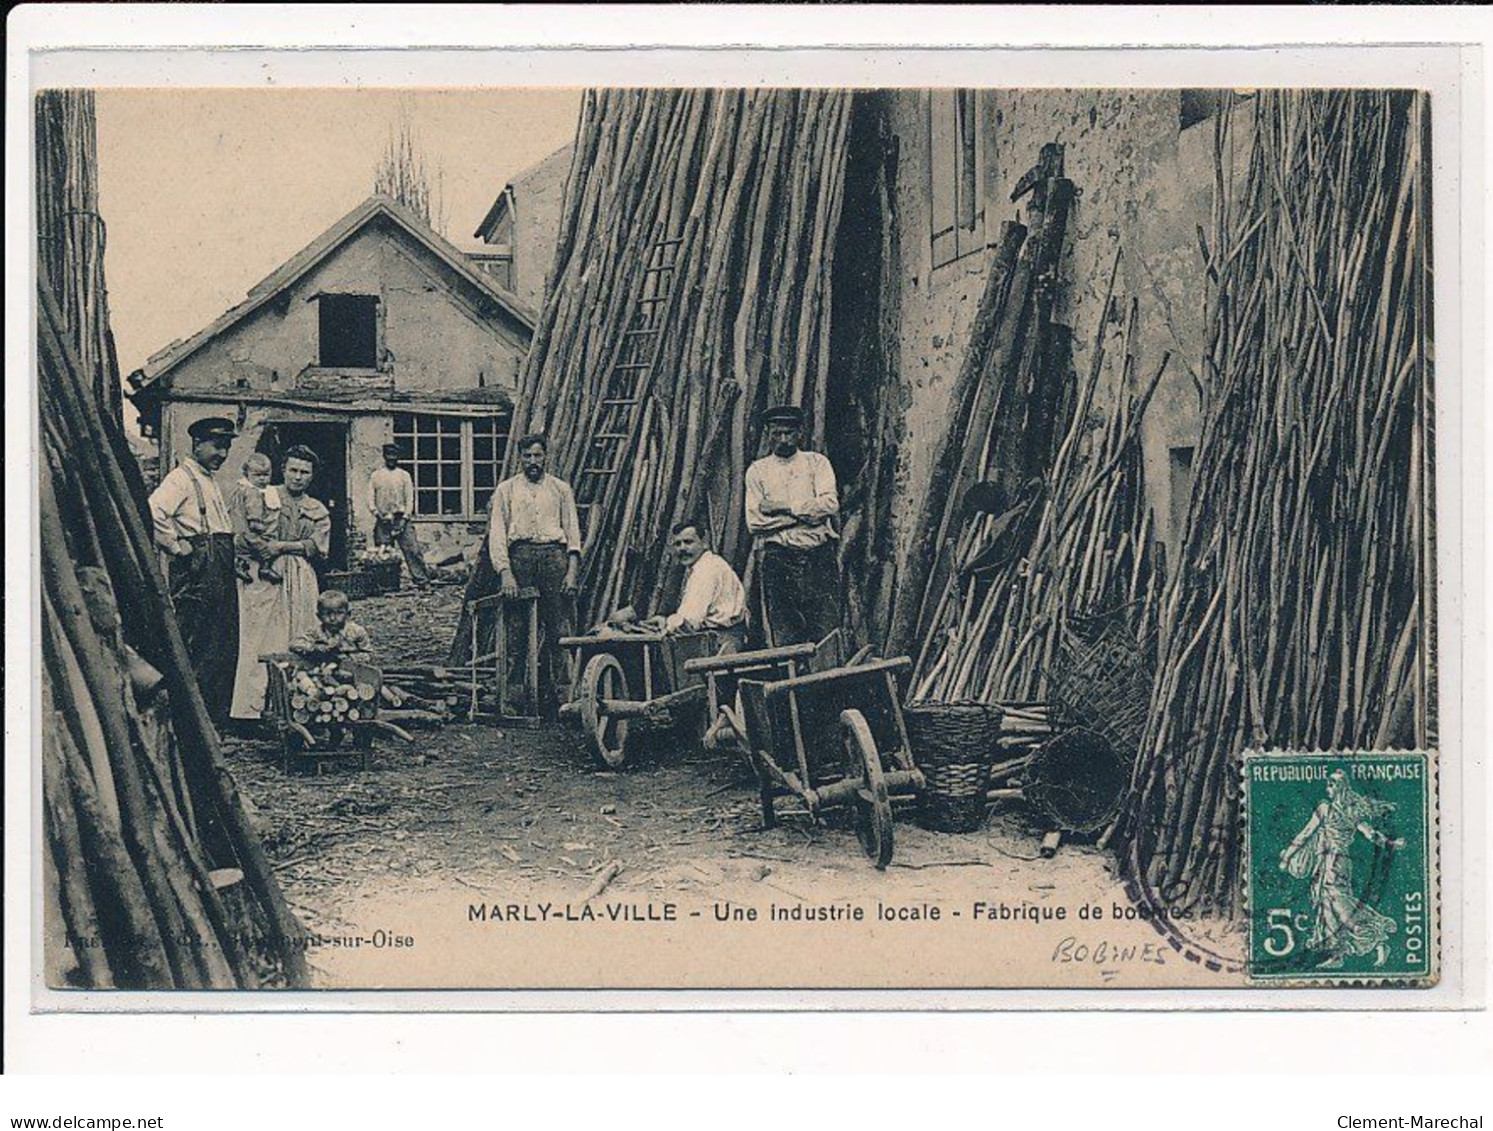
[148,416,241,724]
[745,405,842,647]
[369,442,429,586]
[489,433,582,719]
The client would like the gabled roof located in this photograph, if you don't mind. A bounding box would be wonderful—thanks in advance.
[474,142,573,243]
[474,186,516,244]
[130,194,537,395]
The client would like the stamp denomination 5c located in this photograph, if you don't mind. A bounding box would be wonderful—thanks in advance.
[1243,751,1435,985]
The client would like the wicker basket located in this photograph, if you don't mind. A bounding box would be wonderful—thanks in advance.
[368,559,402,594]
[322,569,377,600]
[1045,611,1153,761]
[1024,727,1128,834]
[904,700,1004,833]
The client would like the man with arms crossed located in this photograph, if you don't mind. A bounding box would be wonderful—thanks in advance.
[744,404,841,647]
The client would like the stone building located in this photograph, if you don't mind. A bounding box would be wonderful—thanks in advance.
[127,195,535,569]
[470,143,573,311]
[882,89,1216,572]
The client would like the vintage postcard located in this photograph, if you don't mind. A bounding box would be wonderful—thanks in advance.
[26,43,1474,1004]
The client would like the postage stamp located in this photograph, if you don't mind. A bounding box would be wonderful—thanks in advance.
[1243,752,1436,986]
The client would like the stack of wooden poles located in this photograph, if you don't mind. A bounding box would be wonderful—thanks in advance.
[35,89,122,423]
[900,147,1165,710]
[1119,90,1433,913]
[505,89,856,629]
[39,90,306,989]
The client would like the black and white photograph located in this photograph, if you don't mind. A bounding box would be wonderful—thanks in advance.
[27,51,1463,1000]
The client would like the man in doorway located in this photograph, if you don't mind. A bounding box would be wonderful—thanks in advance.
[634,520,748,651]
[369,442,429,587]
[745,404,842,647]
[148,416,241,725]
[489,434,582,719]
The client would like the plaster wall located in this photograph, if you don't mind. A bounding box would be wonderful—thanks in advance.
[164,220,525,398]
[885,90,1211,580]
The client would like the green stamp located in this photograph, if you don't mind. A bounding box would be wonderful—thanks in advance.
[1243,751,1435,985]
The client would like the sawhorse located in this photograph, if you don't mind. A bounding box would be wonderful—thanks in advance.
[467,588,541,726]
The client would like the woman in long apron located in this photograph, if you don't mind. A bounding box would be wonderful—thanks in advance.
[230,446,330,721]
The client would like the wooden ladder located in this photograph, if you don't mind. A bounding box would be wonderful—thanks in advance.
[573,231,684,541]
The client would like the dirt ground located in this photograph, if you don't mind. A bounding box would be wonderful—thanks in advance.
[223,582,1245,990]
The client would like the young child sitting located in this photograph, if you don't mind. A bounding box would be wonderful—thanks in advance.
[291,590,373,659]
[231,453,283,584]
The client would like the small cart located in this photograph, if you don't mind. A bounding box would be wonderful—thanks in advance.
[731,656,924,868]
[261,653,413,773]
[557,629,735,768]
[681,629,849,756]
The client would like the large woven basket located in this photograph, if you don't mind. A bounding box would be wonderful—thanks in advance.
[368,559,402,594]
[323,569,377,600]
[904,700,1004,833]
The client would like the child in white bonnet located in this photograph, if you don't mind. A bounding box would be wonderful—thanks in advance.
[230,453,283,583]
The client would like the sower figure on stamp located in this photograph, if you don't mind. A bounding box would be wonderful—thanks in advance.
[745,404,842,647]
[1279,769,1406,969]
[147,415,241,725]
[370,442,430,587]
[489,433,581,721]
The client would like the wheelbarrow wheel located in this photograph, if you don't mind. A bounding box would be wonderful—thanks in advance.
[580,653,631,769]
[841,709,894,869]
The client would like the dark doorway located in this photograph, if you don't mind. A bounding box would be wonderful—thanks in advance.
[317,294,379,368]
[256,420,351,571]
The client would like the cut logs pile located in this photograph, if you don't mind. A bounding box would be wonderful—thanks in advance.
[498,89,856,632]
[380,665,466,727]
[38,91,306,988]
[1118,90,1433,913]
[286,663,379,726]
[900,146,1164,721]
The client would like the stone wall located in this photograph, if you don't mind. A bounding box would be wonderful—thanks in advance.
[883,90,1211,581]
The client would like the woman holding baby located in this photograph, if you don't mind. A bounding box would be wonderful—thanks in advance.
[229,445,330,722]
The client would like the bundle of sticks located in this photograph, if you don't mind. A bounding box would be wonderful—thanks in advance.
[35,89,121,423]
[503,89,856,630]
[38,91,306,989]
[380,664,464,726]
[903,149,1165,712]
[1120,90,1432,912]
[40,284,307,988]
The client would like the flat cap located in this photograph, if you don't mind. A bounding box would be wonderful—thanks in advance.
[187,416,237,443]
[762,404,805,427]
[381,442,405,455]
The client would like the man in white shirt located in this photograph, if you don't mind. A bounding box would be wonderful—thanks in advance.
[148,415,241,724]
[744,404,842,647]
[369,442,429,586]
[489,433,582,718]
[639,520,748,651]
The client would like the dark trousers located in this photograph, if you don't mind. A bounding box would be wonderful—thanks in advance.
[168,533,240,725]
[374,515,430,584]
[760,542,841,647]
[509,542,574,715]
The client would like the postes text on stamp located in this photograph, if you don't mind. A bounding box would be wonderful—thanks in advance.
[1243,751,1435,985]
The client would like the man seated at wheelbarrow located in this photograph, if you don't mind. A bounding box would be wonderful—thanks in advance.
[609,520,747,652]
[291,590,373,659]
